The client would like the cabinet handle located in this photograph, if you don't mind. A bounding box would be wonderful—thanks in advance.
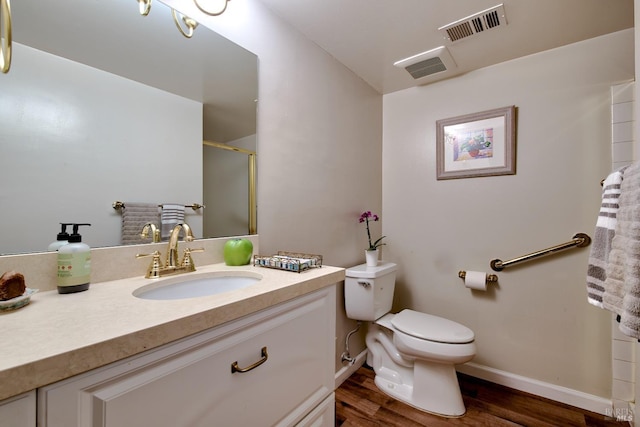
[231,346,268,373]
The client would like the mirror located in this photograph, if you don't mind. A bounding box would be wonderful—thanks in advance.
[0,0,258,254]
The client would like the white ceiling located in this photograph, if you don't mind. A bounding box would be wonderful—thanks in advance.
[256,0,634,95]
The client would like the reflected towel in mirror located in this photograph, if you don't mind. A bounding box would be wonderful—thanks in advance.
[161,204,185,240]
[121,202,160,245]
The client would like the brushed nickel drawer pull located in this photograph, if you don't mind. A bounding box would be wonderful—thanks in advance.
[231,346,268,373]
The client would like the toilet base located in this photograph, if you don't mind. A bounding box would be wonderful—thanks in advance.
[371,359,467,417]
[365,323,469,417]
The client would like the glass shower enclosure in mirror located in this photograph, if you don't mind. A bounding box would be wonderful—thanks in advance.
[0,0,257,255]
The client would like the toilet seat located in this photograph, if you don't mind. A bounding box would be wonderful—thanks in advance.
[391,309,474,344]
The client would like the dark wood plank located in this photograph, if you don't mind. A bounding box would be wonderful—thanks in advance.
[335,366,628,426]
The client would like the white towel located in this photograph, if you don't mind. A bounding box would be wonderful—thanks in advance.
[121,202,160,245]
[602,162,640,338]
[161,204,185,240]
[586,167,626,307]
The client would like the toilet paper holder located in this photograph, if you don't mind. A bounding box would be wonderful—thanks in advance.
[458,271,498,283]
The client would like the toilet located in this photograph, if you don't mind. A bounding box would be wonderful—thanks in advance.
[345,262,476,417]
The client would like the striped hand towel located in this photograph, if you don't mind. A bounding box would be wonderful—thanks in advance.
[121,202,160,245]
[161,204,185,240]
[603,162,640,338]
[586,167,626,307]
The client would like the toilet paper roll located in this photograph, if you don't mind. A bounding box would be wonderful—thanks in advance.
[464,271,487,291]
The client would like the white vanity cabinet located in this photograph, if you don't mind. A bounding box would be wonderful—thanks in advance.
[0,391,36,426]
[38,286,336,427]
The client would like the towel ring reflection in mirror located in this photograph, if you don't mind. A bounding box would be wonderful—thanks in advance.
[1,0,11,74]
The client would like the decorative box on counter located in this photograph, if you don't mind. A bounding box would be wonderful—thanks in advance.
[253,251,323,273]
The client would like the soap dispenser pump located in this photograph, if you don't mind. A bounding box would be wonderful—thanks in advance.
[48,223,72,251]
[57,223,92,294]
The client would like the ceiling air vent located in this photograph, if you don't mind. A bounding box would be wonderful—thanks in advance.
[439,4,507,43]
[393,46,456,80]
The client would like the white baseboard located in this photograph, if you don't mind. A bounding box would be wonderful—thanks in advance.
[334,350,367,389]
[334,354,614,417]
[456,362,613,416]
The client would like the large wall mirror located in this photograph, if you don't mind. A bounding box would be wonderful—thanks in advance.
[0,0,258,255]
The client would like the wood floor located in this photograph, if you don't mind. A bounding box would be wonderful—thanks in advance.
[335,366,630,426]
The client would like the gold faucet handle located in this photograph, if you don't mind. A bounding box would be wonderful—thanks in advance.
[181,247,204,271]
[136,251,164,279]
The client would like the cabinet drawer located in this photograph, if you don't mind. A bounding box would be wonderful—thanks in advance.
[39,286,336,427]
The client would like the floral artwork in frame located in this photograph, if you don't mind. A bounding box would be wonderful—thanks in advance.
[436,106,516,180]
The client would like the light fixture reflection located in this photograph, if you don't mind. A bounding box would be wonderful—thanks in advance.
[137,0,151,16]
[194,0,230,16]
[137,0,230,39]
[171,9,198,39]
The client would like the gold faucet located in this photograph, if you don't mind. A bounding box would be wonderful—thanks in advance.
[140,223,161,243]
[166,222,194,268]
[136,223,204,278]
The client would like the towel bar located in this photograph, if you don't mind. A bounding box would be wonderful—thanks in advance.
[112,201,205,211]
[158,203,205,211]
[490,233,591,271]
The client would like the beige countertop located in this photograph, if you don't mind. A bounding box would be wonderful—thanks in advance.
[0,263,345,401]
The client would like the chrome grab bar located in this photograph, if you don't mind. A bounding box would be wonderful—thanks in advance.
[490,233,591,272]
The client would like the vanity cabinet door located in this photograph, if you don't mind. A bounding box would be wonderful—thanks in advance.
[295,393,335,427]
[0,391,36,427]
[39,286,336,427]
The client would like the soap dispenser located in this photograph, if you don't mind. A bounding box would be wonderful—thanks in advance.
[57,223,92,294]
[48,223,72,251]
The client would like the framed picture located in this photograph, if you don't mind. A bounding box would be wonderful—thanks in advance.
[436,105,516,180]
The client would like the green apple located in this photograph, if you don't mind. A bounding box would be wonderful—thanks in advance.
[223,238,254,266]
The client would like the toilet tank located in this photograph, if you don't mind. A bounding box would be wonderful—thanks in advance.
[345,262,397,321]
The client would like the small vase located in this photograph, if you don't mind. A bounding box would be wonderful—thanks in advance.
[365,249,379,267]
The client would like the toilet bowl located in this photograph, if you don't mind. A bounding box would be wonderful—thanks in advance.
[345,262,476,417]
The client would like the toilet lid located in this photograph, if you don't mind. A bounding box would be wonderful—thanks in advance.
[391,309,475,344]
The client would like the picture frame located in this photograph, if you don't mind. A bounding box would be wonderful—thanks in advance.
[436,105,516,180]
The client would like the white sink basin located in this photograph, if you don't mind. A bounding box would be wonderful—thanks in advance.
[133,271,262,300]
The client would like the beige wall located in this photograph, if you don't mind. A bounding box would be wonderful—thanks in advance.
[382,29,634,398]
